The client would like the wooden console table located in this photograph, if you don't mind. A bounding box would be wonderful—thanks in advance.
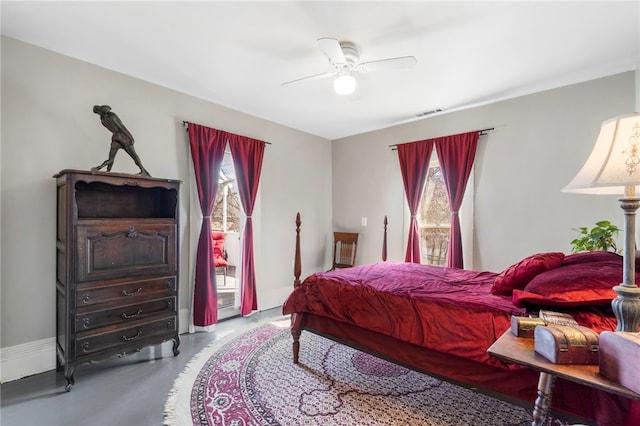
[488,331,640,426]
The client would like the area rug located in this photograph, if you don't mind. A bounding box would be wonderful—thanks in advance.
[164,318,542,426]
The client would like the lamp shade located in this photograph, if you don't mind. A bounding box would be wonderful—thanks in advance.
[334,73,357,95]
[563,113,640,195]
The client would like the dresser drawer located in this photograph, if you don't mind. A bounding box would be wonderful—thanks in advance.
[76,315,177,356]
[75,297,176,332]
[76,221,176,282]
[77,276,176,306]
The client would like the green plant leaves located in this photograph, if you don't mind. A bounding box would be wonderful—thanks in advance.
[570,221,620,253]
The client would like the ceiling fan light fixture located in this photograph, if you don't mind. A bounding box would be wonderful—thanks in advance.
[334,72,356,95]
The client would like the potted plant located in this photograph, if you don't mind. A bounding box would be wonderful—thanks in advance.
[570,220,620,253]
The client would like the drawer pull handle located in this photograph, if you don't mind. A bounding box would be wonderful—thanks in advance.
[122,309,143,319]
[126,227,138,238]
[122,287,142,296]
[122,330,142,341]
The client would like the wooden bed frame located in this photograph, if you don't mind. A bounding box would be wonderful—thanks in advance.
[286,213,636,424]
[288,212,540,395]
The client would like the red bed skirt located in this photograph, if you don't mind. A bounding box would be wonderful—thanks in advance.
[291,313,637,426]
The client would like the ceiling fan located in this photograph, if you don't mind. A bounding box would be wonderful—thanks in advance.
[282,37,417,95]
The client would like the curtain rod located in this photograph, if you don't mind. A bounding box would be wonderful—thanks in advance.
[181,121,271,144]
[388,128,494,149]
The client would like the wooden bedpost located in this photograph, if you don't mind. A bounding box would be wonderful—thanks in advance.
[382,215,388,262]
[294,212,302,288]
[292,213,302,364]
[291,325,301,364]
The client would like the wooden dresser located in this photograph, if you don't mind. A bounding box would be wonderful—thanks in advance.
[54,169,181,391]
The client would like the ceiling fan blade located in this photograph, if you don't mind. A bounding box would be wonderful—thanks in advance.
[281,71,334,86]
[317,37,346,64]
[359,56,417,72]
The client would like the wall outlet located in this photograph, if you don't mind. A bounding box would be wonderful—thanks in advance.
[361,217,367,227]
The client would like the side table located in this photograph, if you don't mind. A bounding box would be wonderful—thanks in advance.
[488,330,640,426]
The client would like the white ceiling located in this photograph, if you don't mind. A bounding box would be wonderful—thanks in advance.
[2,1,639,140]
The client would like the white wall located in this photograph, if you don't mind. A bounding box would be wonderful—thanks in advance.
[0,36,332,380]
[1,34,636,381]
[333,72,636,272]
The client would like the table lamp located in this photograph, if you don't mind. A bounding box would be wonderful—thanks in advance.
[563,112,640,332]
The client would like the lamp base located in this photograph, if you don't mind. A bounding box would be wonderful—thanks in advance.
[612,284,640,332]
[614,194,640,332]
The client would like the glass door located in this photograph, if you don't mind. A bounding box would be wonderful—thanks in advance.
[212,151,242,320]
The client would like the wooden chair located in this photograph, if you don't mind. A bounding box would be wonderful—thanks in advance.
[331,232,359,270]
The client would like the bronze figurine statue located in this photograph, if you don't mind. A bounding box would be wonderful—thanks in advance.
[91,105,151,177]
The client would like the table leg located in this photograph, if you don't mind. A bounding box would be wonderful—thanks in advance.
[532,372,555,426]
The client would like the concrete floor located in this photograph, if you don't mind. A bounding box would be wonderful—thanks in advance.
[1,306,594,426]
[0,309,282,426]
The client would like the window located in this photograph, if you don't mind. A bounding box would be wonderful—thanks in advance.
[414,152,474,267]
[212,152,241,233]
[418,154,450,266]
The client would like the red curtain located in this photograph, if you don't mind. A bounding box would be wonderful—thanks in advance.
[228,134,266,316]
[187,123,228,326]
[434,131,479,269]
[397,140,434,263]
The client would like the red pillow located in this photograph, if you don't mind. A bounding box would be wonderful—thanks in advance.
[211,232,228,267]
[512,260,622,308]
[491,252,565,296]
[562,251,621,266]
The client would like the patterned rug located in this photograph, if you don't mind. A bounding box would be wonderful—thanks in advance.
[164,318,542,426]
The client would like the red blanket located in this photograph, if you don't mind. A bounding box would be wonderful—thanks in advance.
[283,262,527,367]
[282,258,637,425]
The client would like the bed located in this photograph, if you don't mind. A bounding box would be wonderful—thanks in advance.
[282,214,639,426]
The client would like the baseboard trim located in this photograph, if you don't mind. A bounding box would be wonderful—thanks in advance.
[1,307,234,383]
[0,337,57,383]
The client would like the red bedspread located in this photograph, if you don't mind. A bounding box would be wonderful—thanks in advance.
[282,257,637,425]
[283,262,526,368]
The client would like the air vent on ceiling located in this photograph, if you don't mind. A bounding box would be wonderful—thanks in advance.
[416,108,443,117]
